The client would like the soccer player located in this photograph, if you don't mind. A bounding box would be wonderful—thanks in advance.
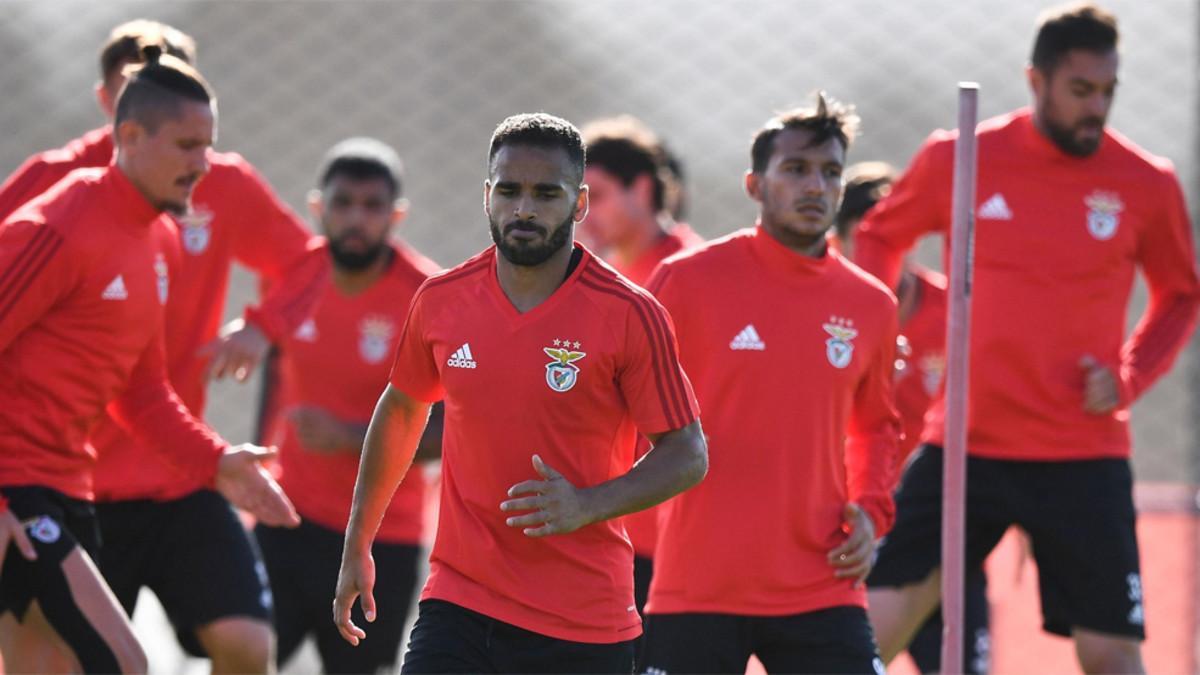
[252,138,441,673]
[640,95,899,674]
[579,116,704,623]
[580,116,703,286]
[0,46,297,675]
[854,5,1200,673]
[333,113,707,673]
[837,163,990,675]
[0,20,315,671]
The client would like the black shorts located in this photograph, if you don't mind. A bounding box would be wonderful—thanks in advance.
[95,489,272,657]
[255,519,421,673]
[401,599,636,674]
[868,445,1144,640]
[642,606,883,674]
[906,568,990,674]
[0,486,102,619]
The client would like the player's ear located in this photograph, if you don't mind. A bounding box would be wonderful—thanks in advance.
[574,184,589,223]
[391,198,410,226]
[1026,64,1045,99]
[744,170,763,203]
[307,189,323,220]
[95,81,115,118]
[482,181,493,218]
[114,118,144,150]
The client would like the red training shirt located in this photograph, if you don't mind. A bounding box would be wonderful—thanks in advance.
[0,126,315,501]
[854,109,1200,461]
[388,246,698,643]
[645,227,900,616]
[611,222,704,559]
[270,240,439,544]
[894,266,947,465]
[0,167,226,500]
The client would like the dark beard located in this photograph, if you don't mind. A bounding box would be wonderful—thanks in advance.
[1040,106,1104,157]
[490,213,573,267]
[329,238,389,270]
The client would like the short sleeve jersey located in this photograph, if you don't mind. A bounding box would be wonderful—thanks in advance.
[388,245,698,643]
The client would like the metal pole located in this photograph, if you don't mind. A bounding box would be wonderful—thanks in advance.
[942,82,978,674]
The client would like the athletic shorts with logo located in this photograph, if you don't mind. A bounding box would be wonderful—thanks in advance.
[868,445,1145,639]
[95,489,272,657]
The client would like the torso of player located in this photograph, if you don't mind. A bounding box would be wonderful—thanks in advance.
[648,227,895,616]
[407,247,686,643]
[0,168,176,498]
[927,112,1175,456]
[275,243,432,544]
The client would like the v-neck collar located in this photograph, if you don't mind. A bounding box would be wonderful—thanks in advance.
[484,245,592,327]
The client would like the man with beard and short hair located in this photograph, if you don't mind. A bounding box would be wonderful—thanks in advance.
[250,138,442,674]
[854,4,1200,673]
[332,113,708,673]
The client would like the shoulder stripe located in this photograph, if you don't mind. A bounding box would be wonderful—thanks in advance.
[581,268,693,429]
[0,227,64,324]
[583,267,692,420]
[421,256,490,293]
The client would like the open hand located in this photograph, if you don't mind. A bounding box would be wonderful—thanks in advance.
[215,444,300,527]
[827,502,876,587]
[200,319,271,382]
[500,455,593,537]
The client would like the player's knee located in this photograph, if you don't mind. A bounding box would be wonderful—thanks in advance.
[197,617,274,674]
[1074,631,1143,675]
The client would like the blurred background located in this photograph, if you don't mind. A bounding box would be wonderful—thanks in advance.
[1,1,1196,672]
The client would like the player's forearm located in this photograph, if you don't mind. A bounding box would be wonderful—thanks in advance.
[1120,290,1200,402]
[580,420,707,524]
[344,385,430,554]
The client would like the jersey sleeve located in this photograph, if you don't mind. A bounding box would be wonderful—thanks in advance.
[243,239,331,343]
[845,305,902,536]
[387,287,444,402]
[226,158,313,284]
[619,274,699,436]
[107,330,228,482]
[853,132,954,289]
[0,220,77,352]
[0,154,77,224]
[1120,167,1200,403]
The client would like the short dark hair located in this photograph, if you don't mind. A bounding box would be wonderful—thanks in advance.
[488,113,585,183]
[750,92,859,173]
[1031,2,1118,73]
[113,44,214,135]
[317,137,405,198]
[99,19,196,83]
[582,115,669,211]
[835,162,895,239]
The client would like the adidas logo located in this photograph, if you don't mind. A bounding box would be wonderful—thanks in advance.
[730,324,766,351]
[101,274,128,301]
[977,193,1012,220]
[447,343,477,369]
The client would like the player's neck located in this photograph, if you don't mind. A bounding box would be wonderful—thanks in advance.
[495,243,577,314]
[614,217,673,269]
[332,249,392,296]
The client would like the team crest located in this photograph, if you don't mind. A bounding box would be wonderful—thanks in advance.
[822,317,858,369]
[1084,190,1123,241]
[26,516,61,544]
[154,254,169,304]
[543,340,586,393]
[177,207,214,255]
[920,353,946,395]
[358,316,394,364]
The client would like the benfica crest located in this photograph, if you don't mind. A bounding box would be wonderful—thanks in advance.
[154,254,169,305]
[177,207,214,255]
[822,317,858,369]
[358,316,394,364]
[543,342,586,393]
[1084,190,1123,241]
